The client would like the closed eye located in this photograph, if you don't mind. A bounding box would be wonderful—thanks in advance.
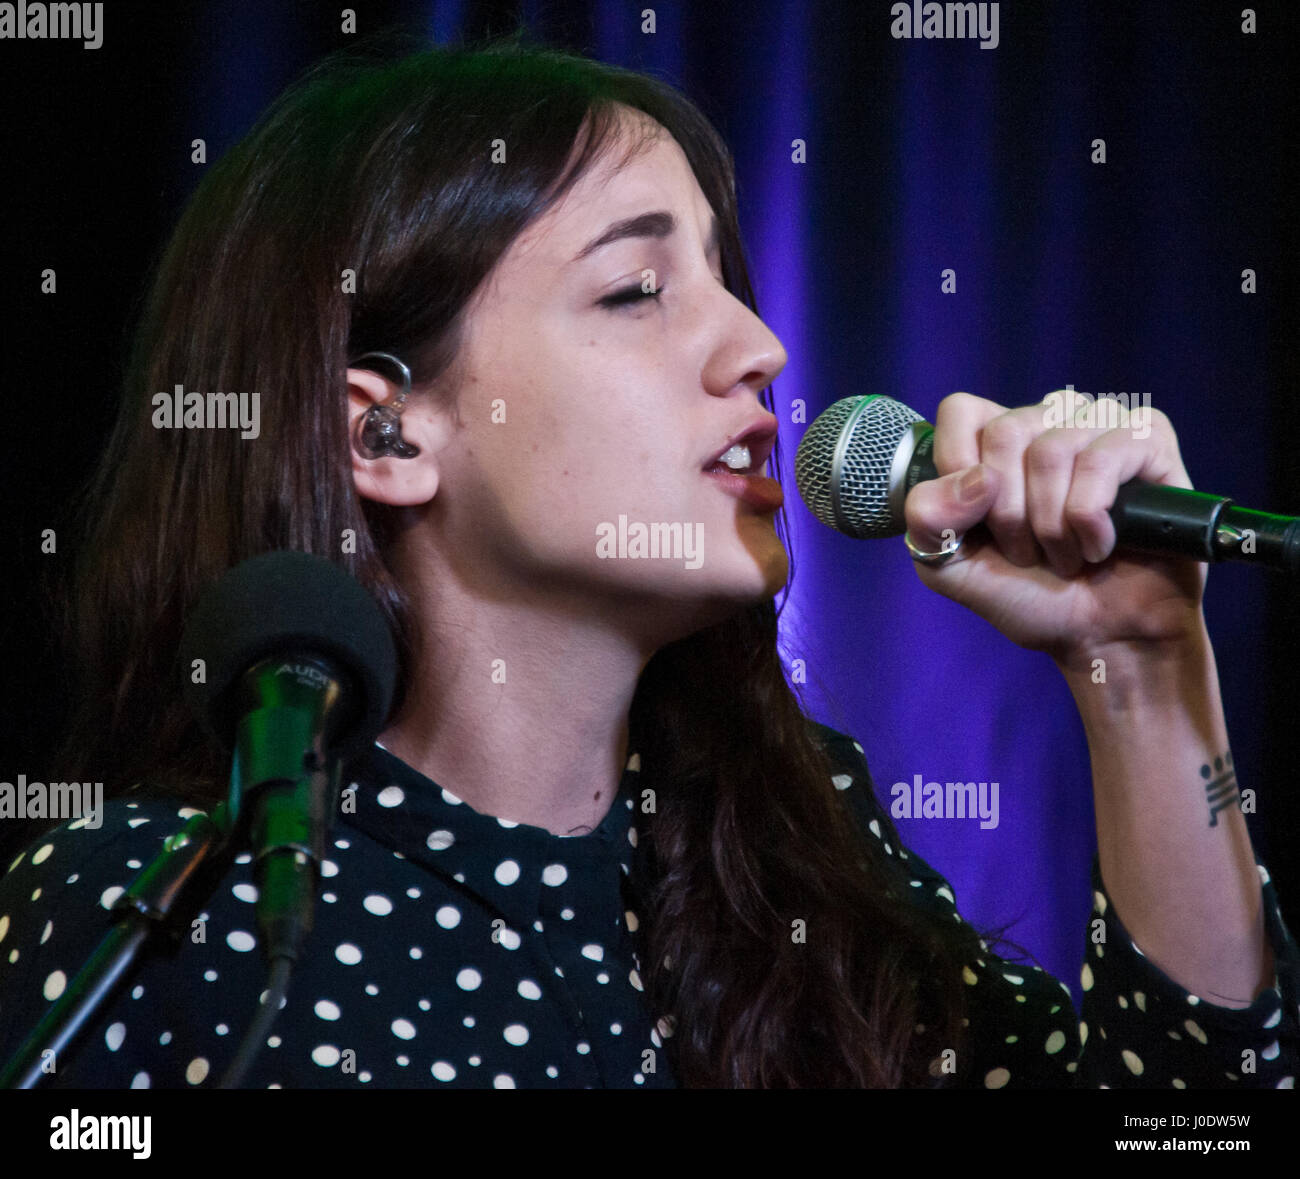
[599,284,665,310]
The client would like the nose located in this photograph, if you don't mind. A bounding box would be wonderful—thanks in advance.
[702,290,788,399]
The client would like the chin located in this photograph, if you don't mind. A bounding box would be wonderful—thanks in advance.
[591,525,788,638]
[701,545,789,604]
[735,528,790,597]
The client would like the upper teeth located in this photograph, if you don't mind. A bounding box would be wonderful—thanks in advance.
[718,444,751,470]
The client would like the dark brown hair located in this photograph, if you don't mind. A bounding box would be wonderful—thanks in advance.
[53,29,1016,1087]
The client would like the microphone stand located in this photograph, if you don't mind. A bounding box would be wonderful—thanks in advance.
[0,803,236,1088]
[1,655,349,1089]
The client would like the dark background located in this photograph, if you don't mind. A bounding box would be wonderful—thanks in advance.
[1,0,1296,1007]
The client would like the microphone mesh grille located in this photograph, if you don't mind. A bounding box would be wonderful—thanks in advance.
[794,396,924,538]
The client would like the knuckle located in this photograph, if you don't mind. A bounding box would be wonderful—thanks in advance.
[1070,446,1114,477]
[936,391,1005,436]
[938,391,979,416]
[979,415,1036,456]
[1024,434,1075,472]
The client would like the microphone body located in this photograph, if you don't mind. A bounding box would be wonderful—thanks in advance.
[795,395,1300,575]
[178,551,398,962]
[229,654,351,961]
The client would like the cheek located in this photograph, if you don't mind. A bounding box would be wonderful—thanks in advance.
[458,368,700,525]
[518,402,668,505]
[463,418,648,532]
[564,450,671,522]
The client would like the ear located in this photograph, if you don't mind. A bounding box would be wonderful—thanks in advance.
[347,366,445,507]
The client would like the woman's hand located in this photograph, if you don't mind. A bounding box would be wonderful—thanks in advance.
[902,391,1208,667]
[907,393,1277,1009]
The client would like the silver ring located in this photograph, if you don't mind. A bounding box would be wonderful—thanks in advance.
[904,530,965,566]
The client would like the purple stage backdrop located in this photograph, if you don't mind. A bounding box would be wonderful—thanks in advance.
[4,0,1295,1015]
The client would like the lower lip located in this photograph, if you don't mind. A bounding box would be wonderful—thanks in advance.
[704,467,784,511]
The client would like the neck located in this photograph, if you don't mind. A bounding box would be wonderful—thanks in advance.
[378,540,660,838]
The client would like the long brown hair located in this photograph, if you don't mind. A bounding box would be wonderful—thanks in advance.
[53,29,1018,1087]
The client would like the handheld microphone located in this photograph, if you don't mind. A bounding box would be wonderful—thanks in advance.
[794,395,1300,574]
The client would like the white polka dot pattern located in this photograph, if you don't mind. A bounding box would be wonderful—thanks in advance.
[0,727,1294,1090]
[821,724,1300,1091]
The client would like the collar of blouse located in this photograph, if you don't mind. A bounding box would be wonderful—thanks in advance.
[342,744,645,930]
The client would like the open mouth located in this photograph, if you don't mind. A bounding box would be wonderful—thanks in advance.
[704,442,762,477]
[703,448,783,510]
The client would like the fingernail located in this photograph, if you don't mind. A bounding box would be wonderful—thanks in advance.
[958,464,987,503]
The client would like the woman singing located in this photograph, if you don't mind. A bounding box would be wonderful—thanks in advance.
[0,33,1295,1089]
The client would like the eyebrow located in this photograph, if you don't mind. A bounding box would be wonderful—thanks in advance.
[570,209,720,265]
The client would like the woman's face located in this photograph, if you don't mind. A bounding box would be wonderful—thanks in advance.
[385,107,790,643]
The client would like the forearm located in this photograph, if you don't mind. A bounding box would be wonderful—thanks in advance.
[1056,625,1274,1008]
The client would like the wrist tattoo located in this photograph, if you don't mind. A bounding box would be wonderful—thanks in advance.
[1200,752,1238,827]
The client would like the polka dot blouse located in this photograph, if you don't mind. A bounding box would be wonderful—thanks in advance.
[0,723,1295,1088]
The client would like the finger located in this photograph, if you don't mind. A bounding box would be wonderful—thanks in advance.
[970,401,1058,567]
[1062,407,1190,563]
[932,392,1005,476]
[903,462,999,555]
[1024,417,1095,577]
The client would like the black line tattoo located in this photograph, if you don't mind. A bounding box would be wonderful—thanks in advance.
[1200,751,1238,827]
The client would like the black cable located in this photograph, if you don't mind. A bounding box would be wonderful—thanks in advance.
[218,956,294,1089]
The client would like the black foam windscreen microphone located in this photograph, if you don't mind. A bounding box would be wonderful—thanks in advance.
[177,550,399,970]
[179,549,397,761]
[795,395,1300,575]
